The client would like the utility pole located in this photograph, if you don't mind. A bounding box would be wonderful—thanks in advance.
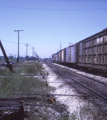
[32,47,34,57]
[14,30,24,63]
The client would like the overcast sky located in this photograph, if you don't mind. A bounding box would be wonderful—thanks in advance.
[0,0,107,58]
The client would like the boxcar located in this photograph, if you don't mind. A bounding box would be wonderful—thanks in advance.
[58,48,66,63]
[66,44,77,64]
[52,52,58,62]
[78,28,107,71]
[52,53,56,62]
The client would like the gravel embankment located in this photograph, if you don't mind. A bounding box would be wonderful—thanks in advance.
[43,63,107,120]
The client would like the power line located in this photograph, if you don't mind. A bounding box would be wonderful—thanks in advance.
[0,39,37,51]
[53,0,107,2]
[0,39,39,57]
[0,39,25,45]
[0,6,107,11]
[59,0,107,1]
[0,16,14,30]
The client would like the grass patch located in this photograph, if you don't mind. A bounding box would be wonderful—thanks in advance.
[0,61,43,76]
[0,61,69,119]
[0,67,12,75]
[0,61,46,98]
[14,61,42,75]
[0,76,48,98]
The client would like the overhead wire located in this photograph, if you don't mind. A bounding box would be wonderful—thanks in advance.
[0,39,25,45]
[0,6,107,11]
[0,16,14,30]
[0,39,38,56]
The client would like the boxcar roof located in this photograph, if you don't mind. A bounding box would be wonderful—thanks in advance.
[78,28,107,43]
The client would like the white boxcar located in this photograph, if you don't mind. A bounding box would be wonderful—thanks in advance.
[66,47,69,62]
[59,48,66,63]
[66,44,77,63]
[71,44,77,63]
[56,52,58,62]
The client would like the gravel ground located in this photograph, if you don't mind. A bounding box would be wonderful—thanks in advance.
[43,63,107,120]
[54,63,107,84]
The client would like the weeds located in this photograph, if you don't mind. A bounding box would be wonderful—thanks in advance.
[0,76,49,98]
[14,61,43,75]
[0,61,45,98]
[0,67,12,75]
[0,61,70,120]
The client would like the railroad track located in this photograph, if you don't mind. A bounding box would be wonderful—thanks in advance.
[54,63,107,86]
[66,74,107,103]
[46,61,107,103]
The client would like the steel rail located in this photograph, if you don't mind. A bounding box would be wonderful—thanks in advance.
[0,97,40,101]
[14,93,89,97]
[45,63,107,102]
[66,74,107,103]
[67,68,107,86]
[53,63,107,86]
[48,63,107,102]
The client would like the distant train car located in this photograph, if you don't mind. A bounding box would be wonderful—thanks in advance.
[66,44,77,64]
[58,48,66,63]
[52,28,107,71]
[78,28,107,71]
[52,52,58,62]
[52,53,56,62]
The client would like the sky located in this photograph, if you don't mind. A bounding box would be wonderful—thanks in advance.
[0,0,107,58]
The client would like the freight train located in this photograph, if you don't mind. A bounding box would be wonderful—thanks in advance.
[52,28,107,71]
